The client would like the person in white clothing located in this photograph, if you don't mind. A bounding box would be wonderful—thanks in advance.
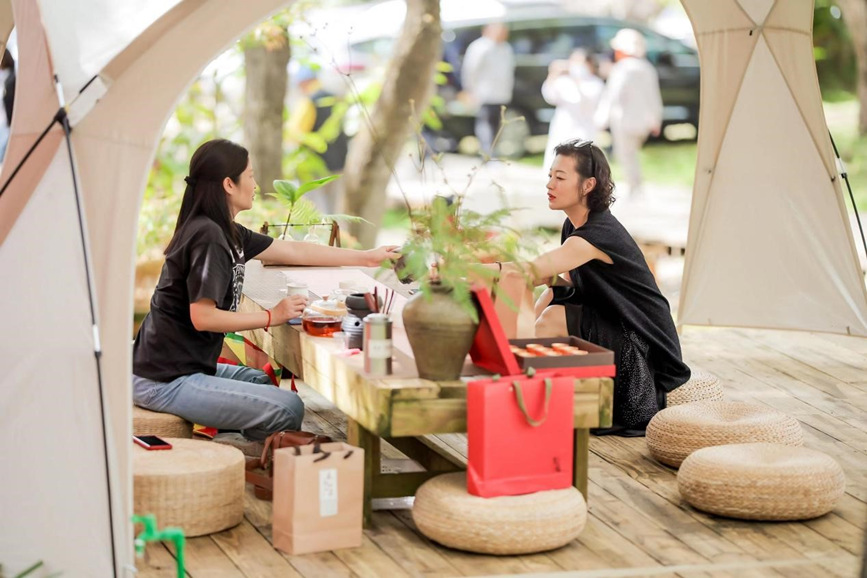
[542,49,604,172]
[594,29,662,198]
[460,23,515,156]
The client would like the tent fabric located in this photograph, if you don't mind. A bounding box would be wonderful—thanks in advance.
[679,0,867,336]
[2,0,865,575]
[0,0,291,575]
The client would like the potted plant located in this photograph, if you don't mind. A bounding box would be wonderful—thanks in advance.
[263,176,368,245]
[393,194,529,381]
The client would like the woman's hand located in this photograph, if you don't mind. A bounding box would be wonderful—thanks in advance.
[362,245,401,267]
[271,295,308,325]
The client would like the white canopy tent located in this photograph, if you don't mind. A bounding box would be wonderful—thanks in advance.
[0,1,290,575]
[1,0,865,576]
[679,0,867,335]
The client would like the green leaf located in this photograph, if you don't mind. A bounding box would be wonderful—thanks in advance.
[296,174,342,197]
[273,180,300,204]
[320,213,371,225]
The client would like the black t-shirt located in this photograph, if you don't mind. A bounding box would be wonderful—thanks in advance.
[561,209,690,392]
[133,217,273,382]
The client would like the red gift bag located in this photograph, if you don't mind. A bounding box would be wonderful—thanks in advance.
[467,372,575,497]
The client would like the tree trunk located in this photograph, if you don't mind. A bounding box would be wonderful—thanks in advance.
[344,0,442,247]
[840,0,867,134]
[244,43,291,196]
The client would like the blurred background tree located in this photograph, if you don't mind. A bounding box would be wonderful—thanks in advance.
[836,0,867,133]
[241,12,292,197]
[342,0,443,247]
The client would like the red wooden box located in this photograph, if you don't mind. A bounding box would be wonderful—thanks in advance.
[469,286,616,379]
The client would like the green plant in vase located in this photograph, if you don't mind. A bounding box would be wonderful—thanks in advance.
[394,194,529,382]
[269,176,368,244]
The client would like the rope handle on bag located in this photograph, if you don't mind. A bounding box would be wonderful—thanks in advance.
[512,377,553,427]
[491,261,503,303]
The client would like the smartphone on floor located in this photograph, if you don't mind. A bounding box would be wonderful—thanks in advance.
[133,435,173,450]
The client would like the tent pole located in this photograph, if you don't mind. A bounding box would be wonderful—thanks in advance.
[829,131,867,263]
[57,106,119,577]
[0,109,63,198]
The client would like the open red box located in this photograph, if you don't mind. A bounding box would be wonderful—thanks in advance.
[468,286,616,379]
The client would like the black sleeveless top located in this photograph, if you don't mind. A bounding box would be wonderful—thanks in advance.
[562,209,690,394]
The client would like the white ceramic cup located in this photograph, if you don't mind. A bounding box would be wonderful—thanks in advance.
[286,282,309,298]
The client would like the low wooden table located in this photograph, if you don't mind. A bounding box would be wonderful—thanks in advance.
[240,266,613,522]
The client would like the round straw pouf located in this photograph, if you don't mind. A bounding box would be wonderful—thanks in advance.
[133,438,244,537]
[412,472,586,555]
[646,401,804,468]
[133,405,193,438]
[678,443,846,520]
[667,369,724,406]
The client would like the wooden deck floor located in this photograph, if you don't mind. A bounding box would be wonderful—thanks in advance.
[138,327,867,578]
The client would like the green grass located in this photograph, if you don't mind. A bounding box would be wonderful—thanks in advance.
[520,99,867,210]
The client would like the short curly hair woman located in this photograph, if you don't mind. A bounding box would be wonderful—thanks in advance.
[496,139,690,437]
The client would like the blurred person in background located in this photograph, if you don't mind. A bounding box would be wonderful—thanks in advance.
[287,66,349,214]
[594,28,662,200]
[0,49,15,162]
[460,23,515,157]
[541,49,604,172]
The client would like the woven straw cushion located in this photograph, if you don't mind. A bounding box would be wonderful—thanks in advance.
[133,438,244,537]
[668,369,724,406]
[412,473,586,555]
[133,405,193,438]
[678,443,846,520]
[646,401,804,468]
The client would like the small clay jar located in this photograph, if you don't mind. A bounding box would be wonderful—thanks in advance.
[342,293,374,349]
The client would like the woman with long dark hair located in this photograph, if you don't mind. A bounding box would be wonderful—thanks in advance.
[133,139,398,453]
[501,139,689,436]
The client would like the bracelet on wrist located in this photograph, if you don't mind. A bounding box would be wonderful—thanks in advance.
[265,309,272,332]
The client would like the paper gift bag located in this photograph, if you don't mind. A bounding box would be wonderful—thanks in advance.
[467,373,575,497]
[491,269,536,339]
[272,442,364,555]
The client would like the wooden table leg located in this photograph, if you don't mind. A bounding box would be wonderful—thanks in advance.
[346,418,379,526]
[573,428,589,502]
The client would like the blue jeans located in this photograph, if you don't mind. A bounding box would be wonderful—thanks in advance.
[133,364,304,441]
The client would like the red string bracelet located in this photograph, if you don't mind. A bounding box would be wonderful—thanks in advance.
[265,309,272,332]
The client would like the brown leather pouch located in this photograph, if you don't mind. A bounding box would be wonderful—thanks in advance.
[245,430,333,501]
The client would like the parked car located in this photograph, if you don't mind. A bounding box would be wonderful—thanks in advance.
[307,2,700,156]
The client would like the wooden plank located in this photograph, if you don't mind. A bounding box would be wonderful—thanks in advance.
[388,380,613,437]
[682,332,867,503]
[282,551,355,578]
[424,434,469,466]
[731,329,867,411]
[574,428,590,499]
[385,436,465,471]
[737,328,867,389]
[370,471,451,499]
[347,419,379,525]
[590,432,863,572]
[364,511,465,576]
[588,452,762,566]
[299,338,395,435]
[682,330,865,429]
[582,479,711,567]
[546,517,665,572]
[331,535,412,578]
[138,542,188,578]
[210,520,303,578]
[165,536,244,578]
